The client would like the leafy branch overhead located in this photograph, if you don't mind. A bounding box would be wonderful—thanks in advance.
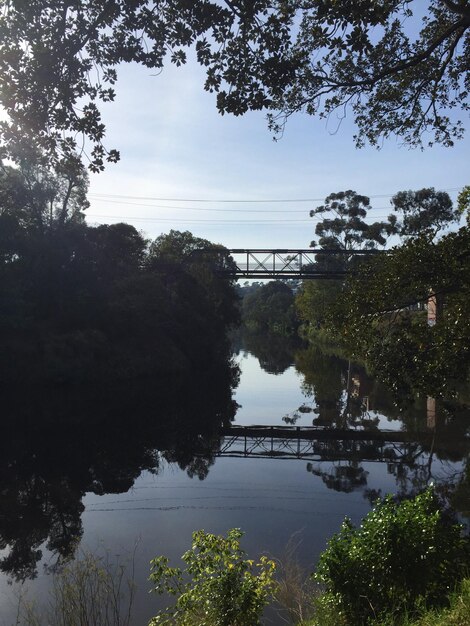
[0,1,469,169]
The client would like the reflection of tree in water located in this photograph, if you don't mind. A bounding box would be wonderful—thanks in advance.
[364,455,470,518]
[234,336,470,507]
[0,360,239,581]
[307,461,368,493]
[304,430,470,510]
[239,330,304,375]
[282,403,313,425]
[295,344,470,511]
[295,345,386,429]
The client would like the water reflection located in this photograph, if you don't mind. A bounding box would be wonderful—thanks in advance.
[0,360,239,582]
[232,328,303,375]
[238,330,470,514]
[1,328,469,592]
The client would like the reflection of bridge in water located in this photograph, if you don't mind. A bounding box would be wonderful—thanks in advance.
[217,426,470,462]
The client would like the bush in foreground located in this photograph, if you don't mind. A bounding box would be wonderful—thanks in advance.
[408,578,470,626]
[304,578,470,626]
[149,528,276,626]
[314,488,469,625]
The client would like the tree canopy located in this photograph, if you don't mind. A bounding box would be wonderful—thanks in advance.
[241,280,298,334]
[296,186,470,397]
[391,187,459,238]
[327,226,470,398]
[0,162,240,383]
[0,1,469,169]
[0,155,89,232]
[310,190,396,251]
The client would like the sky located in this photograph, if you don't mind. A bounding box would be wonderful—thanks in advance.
[86,58,470,250]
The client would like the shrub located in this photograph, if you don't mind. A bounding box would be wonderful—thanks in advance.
[18,549,136,625]
[149,528,276,626]
[315,488,469,625]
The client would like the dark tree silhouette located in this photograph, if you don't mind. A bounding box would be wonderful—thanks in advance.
[1,1,469,169]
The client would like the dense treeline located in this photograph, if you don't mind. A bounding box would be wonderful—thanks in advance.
[295,188,470,399]
[0,162,239,383]
[241,280,298,335]
[237,187,470,399]
[0,158,243,580]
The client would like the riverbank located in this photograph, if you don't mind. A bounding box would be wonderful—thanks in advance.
[301,579,470,626]
[11,488,470,626]
[295,488,470,626]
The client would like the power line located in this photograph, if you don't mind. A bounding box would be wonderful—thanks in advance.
[90,198,311,213]
[88,197,397,213]
[86,213,396,224]
[87,215,314,223]
[88,187,461,204]
[88,193,333,203]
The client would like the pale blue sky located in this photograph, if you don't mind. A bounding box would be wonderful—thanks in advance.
[86,59,469,249]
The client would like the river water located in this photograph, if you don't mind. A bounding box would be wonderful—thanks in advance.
[1,336,469,625]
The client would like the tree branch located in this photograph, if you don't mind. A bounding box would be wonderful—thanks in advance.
[222,0,242,19]
[300,15,469,93]
[440,0,470,19]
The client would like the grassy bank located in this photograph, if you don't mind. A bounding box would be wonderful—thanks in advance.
[301,578,470,626]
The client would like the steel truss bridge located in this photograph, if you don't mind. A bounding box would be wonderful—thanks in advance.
[222,249,379,280]
[215,425,470,462]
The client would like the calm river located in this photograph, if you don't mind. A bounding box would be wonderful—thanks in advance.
[1,335,469,625]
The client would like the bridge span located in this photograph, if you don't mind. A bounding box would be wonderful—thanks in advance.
[215,425,470,462]
[222,249,379,279]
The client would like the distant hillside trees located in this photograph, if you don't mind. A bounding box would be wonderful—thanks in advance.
[242,281,298,335]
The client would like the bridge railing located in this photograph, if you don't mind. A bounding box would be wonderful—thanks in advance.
[213,425,470,462]
[211,249,381,279]
[183,247,384,279]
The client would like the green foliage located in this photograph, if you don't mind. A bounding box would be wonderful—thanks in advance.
[329,225,470,398]
[242,281,298,335]
[303,579,470,626]
[310,191,395,250]
[0,174,240,383]
[406,578,470,626]
[304,187,469,399]
[301,593,349,626]
[148,230,240,333]
[296,280,342,335]
[391,188,459,238]
[0,155,89,231]
[149,528,276,626]
[299,189,400,339]
[458,186,470,225]
[315,488,470,625]
[1,2,468,168]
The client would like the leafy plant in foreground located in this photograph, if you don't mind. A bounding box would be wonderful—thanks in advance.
[149,528,276,626]
[315,488,469,625]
